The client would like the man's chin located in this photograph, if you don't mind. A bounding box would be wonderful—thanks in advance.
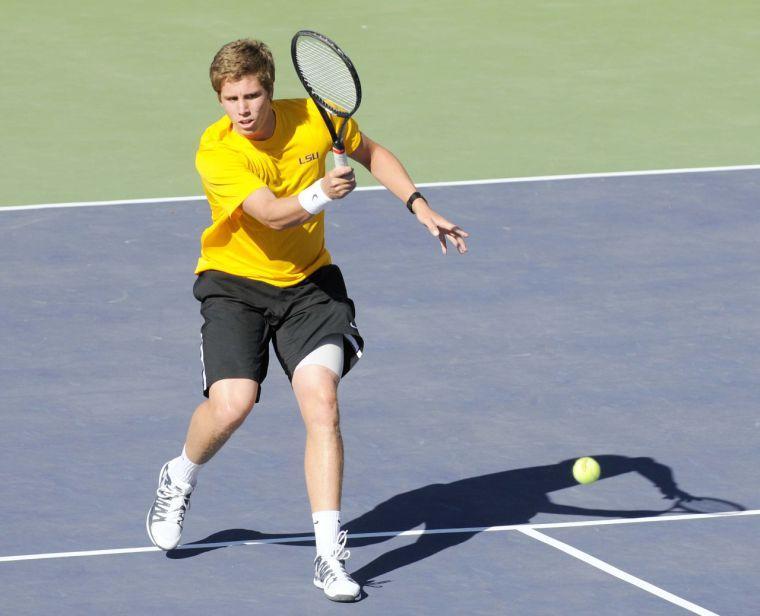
[233,122,257,137]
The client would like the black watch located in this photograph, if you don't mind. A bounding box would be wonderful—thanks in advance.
[405,191,426,214]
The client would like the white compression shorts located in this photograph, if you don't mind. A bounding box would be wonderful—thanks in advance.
[294,334,356,377]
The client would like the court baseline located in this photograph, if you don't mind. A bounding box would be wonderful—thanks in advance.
[2,163,759,212]
[1,508,757,564]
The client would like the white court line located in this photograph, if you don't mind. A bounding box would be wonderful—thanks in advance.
[519,528,718,616]
[0,195,204,212]
[2,163,759,212]
[1,508,758,564]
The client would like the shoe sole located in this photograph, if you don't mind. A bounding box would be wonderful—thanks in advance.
[313,579,359,602]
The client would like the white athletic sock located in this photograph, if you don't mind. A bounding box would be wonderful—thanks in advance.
[167,446,203,487]
[312,510,341,557]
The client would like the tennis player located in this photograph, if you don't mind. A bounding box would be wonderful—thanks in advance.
[147,38,469,602]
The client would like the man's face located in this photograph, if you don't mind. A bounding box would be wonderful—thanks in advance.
[219,75,274,139]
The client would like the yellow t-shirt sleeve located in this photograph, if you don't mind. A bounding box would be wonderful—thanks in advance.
[195,146,266,217]
[343,116,362,155]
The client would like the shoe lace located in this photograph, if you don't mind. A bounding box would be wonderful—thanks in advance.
[317,531,353,587]
[153,480,192,524]
[329,530,350,561]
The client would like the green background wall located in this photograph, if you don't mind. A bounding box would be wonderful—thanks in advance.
[2,1,758,205]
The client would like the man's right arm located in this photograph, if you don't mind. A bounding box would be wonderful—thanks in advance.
[241,166,356,230]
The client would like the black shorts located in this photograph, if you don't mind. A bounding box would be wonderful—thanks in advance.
[192,265,364,400]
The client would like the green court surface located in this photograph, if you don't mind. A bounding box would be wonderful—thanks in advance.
[2,0,759,206]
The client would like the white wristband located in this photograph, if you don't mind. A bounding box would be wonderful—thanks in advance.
[298,179,332,215]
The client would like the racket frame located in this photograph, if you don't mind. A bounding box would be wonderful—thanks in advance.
[291,29,362,166]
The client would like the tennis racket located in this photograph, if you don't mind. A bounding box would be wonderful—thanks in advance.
[291,30,362,168]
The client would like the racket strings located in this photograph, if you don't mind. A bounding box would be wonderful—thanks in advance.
[294,37,359,115]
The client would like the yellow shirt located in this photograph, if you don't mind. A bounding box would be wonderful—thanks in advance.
[194,98,362,286]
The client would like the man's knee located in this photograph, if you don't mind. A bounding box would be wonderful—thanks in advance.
[294,368,340,431]
[208,379,258,430]
[308,390,339,430]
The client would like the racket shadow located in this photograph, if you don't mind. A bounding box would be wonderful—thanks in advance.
[167,454,745,587]
[344,454,745,585]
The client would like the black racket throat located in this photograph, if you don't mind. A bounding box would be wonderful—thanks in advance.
[314,103,347,149]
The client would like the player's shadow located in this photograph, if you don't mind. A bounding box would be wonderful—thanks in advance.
[167,454,744,586]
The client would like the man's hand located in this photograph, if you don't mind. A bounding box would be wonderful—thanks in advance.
[413,199,469,255]
[321,166,356,200]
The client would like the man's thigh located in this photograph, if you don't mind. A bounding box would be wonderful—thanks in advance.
[273,265,364,381]
[194,272,271,398]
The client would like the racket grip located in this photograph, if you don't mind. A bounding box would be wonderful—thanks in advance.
[333,147,348,168]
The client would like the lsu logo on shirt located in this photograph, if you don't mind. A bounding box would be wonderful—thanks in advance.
[299,151,319,164]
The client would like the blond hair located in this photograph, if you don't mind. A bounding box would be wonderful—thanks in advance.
[209,39,275,96]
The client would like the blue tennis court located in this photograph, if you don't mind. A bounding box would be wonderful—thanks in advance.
[1,168,759,614]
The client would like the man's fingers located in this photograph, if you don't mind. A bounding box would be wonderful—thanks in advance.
[440,231,467,255]
[447,232,467,254]
[450,227,469,253]
[324,174,356,199]
[451,225,470,238]
[440,223,469,238]
[331,165,354,178]
[440,224,469,253]
[438,229,468,254]
[420,214,469,255]
[322,165,356,198]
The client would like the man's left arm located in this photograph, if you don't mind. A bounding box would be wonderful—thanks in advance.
[350,133,469,255]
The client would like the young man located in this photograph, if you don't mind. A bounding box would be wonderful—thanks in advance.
[147,39,469,602]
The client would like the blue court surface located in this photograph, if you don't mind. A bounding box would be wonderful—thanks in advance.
[1,168,759,615]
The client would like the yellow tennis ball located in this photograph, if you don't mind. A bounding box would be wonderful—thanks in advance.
[573,457,601,484]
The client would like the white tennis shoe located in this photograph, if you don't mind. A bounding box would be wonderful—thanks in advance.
[146,461,193,551]
[313,530,361,602]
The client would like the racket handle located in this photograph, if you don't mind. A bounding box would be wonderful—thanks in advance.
[333,147,348,168]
